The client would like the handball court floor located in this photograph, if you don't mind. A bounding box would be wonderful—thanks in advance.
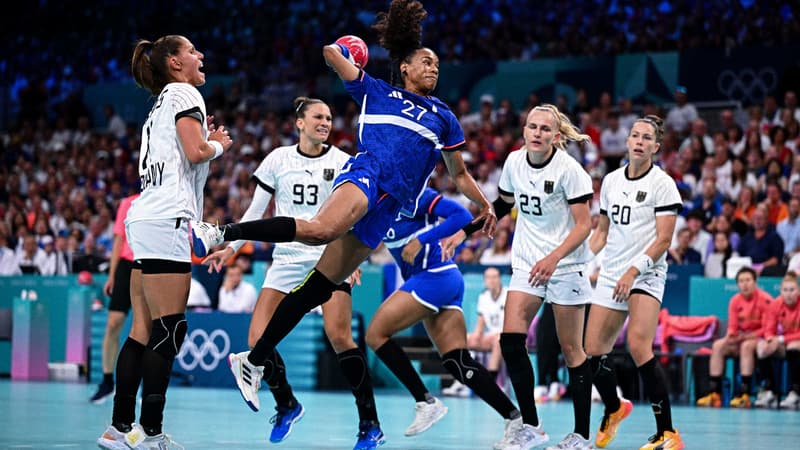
[2,380,799,449]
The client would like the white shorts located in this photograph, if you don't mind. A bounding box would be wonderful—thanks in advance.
[509,268,592,306]
[263,261,316,293]
[263,261,354,294]
[592,271,665,312]
[126,219,190,263]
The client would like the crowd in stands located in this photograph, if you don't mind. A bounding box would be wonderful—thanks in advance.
[6,1,798,117]
[1,1,800,280]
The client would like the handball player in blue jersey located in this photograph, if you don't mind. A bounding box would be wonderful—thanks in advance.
[192,0,495,437]
[365,187,522,444]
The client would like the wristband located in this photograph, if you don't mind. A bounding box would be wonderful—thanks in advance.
[209,140,224,160]
[779,335,785,344]
[334,43,351,59]
[631,254,653,275]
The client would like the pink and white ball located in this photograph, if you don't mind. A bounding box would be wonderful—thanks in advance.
[335,35,369,69]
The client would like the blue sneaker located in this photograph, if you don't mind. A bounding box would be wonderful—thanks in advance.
[269,402,304,443]
[354,420,385,450]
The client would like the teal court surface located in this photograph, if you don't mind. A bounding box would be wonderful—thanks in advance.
[1,380,799,449]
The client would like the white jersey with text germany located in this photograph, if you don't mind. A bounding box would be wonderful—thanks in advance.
[598,164,682,281]
[127,82,209,223]
[498,149,593,275]
[254,144,350,264]
[477,287,508,335]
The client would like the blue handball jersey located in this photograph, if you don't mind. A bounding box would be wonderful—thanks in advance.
[344,71,465,214]
[382,188,470,280]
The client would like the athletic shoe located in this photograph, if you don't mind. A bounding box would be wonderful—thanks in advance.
[354,420,385,450]
[729,393,751,408]
[534,385,549,403]
[779,391,800,409]
[269,402,304,443]
[404,397,448,436]
[190,221,224,257]
[548,382,567,401]
[494,417,523,449]
[639,429,684,450]
[90,382,115,404]
[124,424,183,450]
[228,351,264,412]
[497,419,550,450]
[696,392,722,407]
[97,425,129,450]
[754,390,777,408]
[442,380,470,397]
[546,432,593,450]
[595,398,633,448]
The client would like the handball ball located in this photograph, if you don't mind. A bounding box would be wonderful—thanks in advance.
[335,35,369,68]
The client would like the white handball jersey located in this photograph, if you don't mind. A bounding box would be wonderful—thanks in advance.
[598,164,682,281]
[127,82,210,224]
[477,287,508,335]
[253,144,351,264]
[498,149,593,275]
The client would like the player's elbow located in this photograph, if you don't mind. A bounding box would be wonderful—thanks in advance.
[301,224,340,246]
[186,152,206,165]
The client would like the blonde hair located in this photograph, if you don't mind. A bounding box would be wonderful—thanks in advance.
[531,104,591,150]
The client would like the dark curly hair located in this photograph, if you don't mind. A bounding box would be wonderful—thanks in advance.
[372,0,427,84]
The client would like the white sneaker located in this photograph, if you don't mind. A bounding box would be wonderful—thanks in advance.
[494,417,522,449]
[548,382,566,401]
[442,380,469,397]
[780,391,800,409]
[534,385,549,403]
[97,425,129,450]
[755,390,777,408]
[545,432,593,450]
[124,424,184,449]
[190,221,224,257]
[495,419,550,450]
[404,397,448,436]
[228,351,264,412]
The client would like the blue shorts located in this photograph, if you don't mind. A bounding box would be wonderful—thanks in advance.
[399,264,464,313]
[334,154,403,249]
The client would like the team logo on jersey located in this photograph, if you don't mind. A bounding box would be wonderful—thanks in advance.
[544,180,554,194]
[323,168,335,181]
[636,191,647,202]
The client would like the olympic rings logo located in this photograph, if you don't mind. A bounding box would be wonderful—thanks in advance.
[177,328,231,372]
[717,68,777,104]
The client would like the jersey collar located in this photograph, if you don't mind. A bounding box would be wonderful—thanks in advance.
[526,148,556,169]
[296,143,331,159]
[624,162,654,181]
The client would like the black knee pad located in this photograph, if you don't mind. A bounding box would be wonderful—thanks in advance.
[441,349,482,383]
[589,354,612,377]
[500,333,527,359]
[148,314,187,360]
[291,269,338,310]
[334,281,352,296]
